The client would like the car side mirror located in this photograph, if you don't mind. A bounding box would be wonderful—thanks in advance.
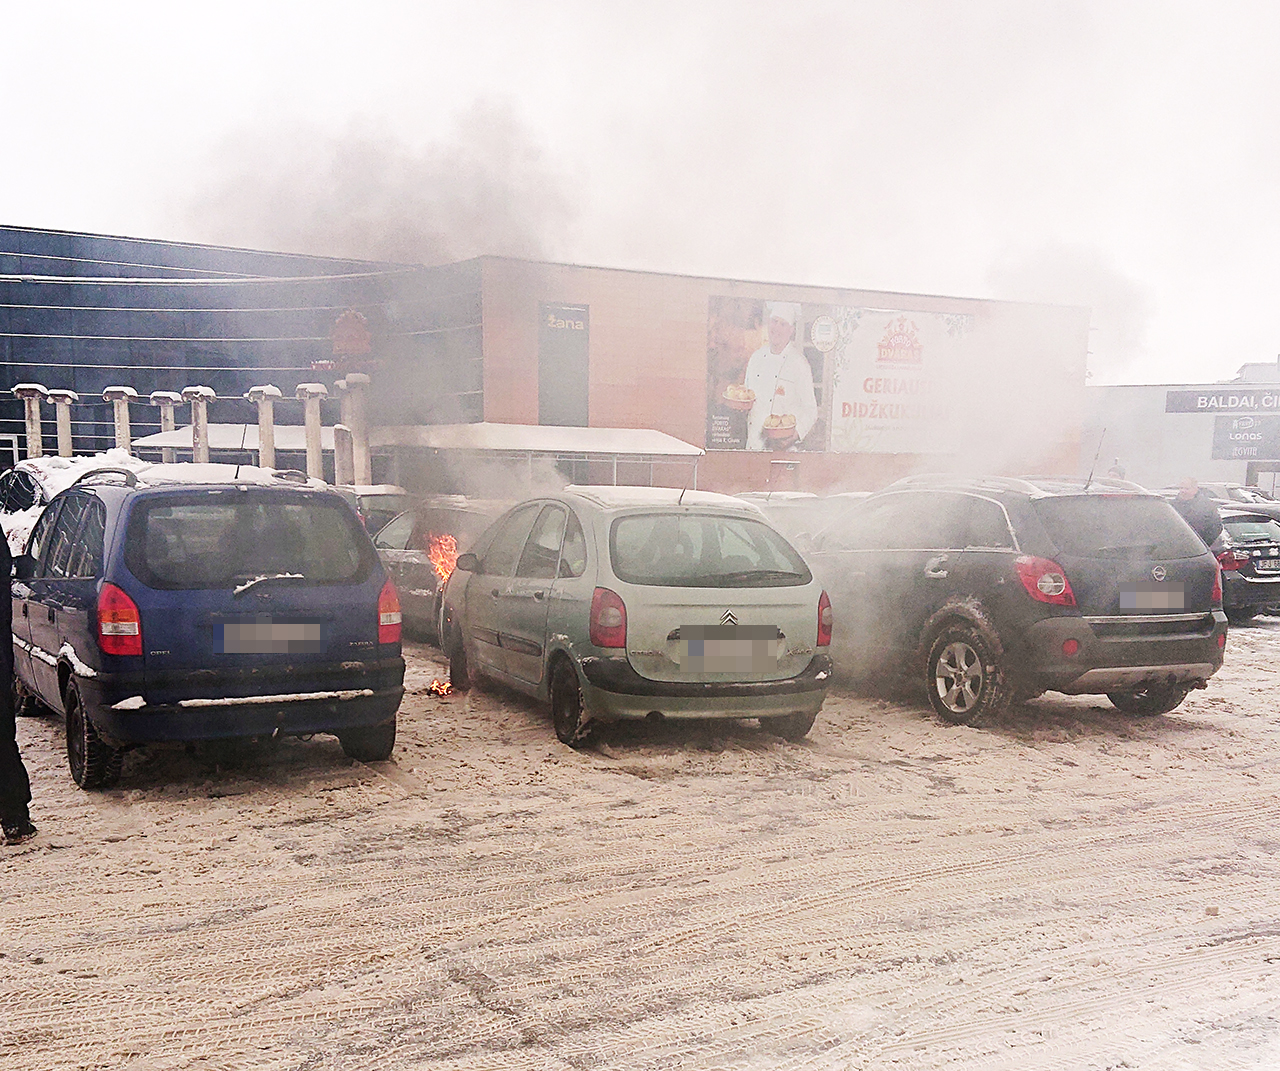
[12,554,34,580]
[455,552,480,573]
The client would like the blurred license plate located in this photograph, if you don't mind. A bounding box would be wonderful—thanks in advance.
[221,617,327,654]
[680,625,778,672]
[1119,583,1184,611]
[1255,558,1280,571]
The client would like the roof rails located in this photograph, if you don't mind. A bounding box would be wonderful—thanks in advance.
[1020,474,1151,494]
[72,467,139,489]
[885,473,1045,495]
[271,469,311,484]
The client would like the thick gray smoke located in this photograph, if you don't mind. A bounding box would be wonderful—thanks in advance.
[985,241,1153,382]
[179,100,575,265]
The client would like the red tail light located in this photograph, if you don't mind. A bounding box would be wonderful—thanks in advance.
[1217,549,1247,571]
[817,590,833,647]
[1014,556,1077,607]
[378,579,402,644]
[97,582,142,657]
[589,587,627,648]
[1211,565,1223,606]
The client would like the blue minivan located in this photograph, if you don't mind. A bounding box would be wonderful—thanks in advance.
[12,469,405,788]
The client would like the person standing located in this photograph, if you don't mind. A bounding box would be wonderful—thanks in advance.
[1172,477,1224,547]
[1,533,34,845]
[744,302,818,451]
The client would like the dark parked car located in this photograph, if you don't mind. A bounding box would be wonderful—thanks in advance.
[13,469,405,788]
[372,497,508,642]
[807,475,1228,722]
[334,484,411,535]
[1211,508,1280,624]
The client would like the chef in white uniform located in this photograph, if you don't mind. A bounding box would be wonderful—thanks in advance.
[744,301,818,451]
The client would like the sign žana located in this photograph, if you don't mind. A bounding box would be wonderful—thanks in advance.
[1211,415,1280,460]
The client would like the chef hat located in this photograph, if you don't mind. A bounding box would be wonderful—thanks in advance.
[767,301,799,326]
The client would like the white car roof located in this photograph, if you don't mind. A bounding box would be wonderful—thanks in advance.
[564,485,765,514]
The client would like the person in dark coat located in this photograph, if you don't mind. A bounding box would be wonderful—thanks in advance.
[1172,477,1224,547]
[0,534,34,845]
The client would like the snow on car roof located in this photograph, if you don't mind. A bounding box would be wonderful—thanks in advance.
[564,485,764,513]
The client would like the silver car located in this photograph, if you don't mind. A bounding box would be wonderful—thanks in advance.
[441,487,833,746]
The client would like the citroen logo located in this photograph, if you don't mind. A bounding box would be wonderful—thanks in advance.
[720,610,738,626]
[1152,566,1167,581]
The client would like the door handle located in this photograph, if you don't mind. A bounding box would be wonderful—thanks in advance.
[533,590,546,601]
[21,604,28,617]
[490,589,501,599]
[924,554,949,579]
[47,606,55,623]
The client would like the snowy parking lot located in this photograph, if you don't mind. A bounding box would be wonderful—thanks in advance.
[6,626,1280,1070]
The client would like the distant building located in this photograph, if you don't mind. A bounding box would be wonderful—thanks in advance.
[1,224,1090,492]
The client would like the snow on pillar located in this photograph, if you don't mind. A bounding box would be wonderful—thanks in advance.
[333,424,355,486]
[295,383,328,480]
[182,385,215,464]
[47,390,78,457]
[102,386,138,455]
[343,372,372,485]
[246,385,281,470]
[149,391,182,464]
[13,384,47,459]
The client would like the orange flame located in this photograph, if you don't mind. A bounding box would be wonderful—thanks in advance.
[426,532,459,583]
[428,678,453,696]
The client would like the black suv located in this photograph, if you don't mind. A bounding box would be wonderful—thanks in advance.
[807,475,1228,722]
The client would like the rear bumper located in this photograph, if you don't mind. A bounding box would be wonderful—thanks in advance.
[578,653,832,721]
[1018,612,1226,694]
[80,658,405,746]
[1222,573,1280,612]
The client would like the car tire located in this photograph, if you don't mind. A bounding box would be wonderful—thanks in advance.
[1226,608,1258,626]
[339,718,396,762]
[13,675,39,718]
[448,629,472,693]
[549,657,594,747]
[762,710,817,741]
[925,620,1011,725]
[1107,684,1191,717]
[64,681,122,790]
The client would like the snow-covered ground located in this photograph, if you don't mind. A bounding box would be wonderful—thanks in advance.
[6,627,1280,1069]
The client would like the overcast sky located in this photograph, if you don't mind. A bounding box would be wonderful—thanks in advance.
[5,1,1277,385]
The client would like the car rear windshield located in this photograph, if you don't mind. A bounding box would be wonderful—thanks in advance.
[1224,516,1280,543]
[1032,495,1207,560]
[126,491,372,589]
[610,512,812,587]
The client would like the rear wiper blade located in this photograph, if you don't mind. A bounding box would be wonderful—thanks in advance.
[1094,544,1158,556]
[718,569,807,582]
[233,573,306,597]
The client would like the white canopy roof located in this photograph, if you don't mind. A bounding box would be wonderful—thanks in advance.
[370,423,703,458]
[132,424,336,451]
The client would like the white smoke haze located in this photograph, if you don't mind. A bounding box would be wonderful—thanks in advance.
[986,242,1153,384]
[181,100,577,265]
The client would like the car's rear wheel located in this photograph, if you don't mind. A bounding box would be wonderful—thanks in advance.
[339,718,396,762]
[925,621,1011,725]
[64,681,122,790]
[762,710,817,741]
[14,675,39,718]
[1107,684,1191,717]
[549,658,594,747]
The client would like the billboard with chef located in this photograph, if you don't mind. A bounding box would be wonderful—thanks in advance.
[707,298,974,454]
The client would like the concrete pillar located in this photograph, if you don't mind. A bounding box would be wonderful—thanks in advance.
[149,391,182,464]
[102,386,138,454]
[333,424,355,486]
[182,385,215,464]
[247,385,282,470]
[47,390,78,457]
[295,383,328,480]
[13,384,47,459]
[343,372,372,485]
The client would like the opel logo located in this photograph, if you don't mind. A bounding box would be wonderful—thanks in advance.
[1152,566,1167,581]
[720,610,738,626]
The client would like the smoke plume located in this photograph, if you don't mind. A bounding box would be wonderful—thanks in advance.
[179,100,576,265]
